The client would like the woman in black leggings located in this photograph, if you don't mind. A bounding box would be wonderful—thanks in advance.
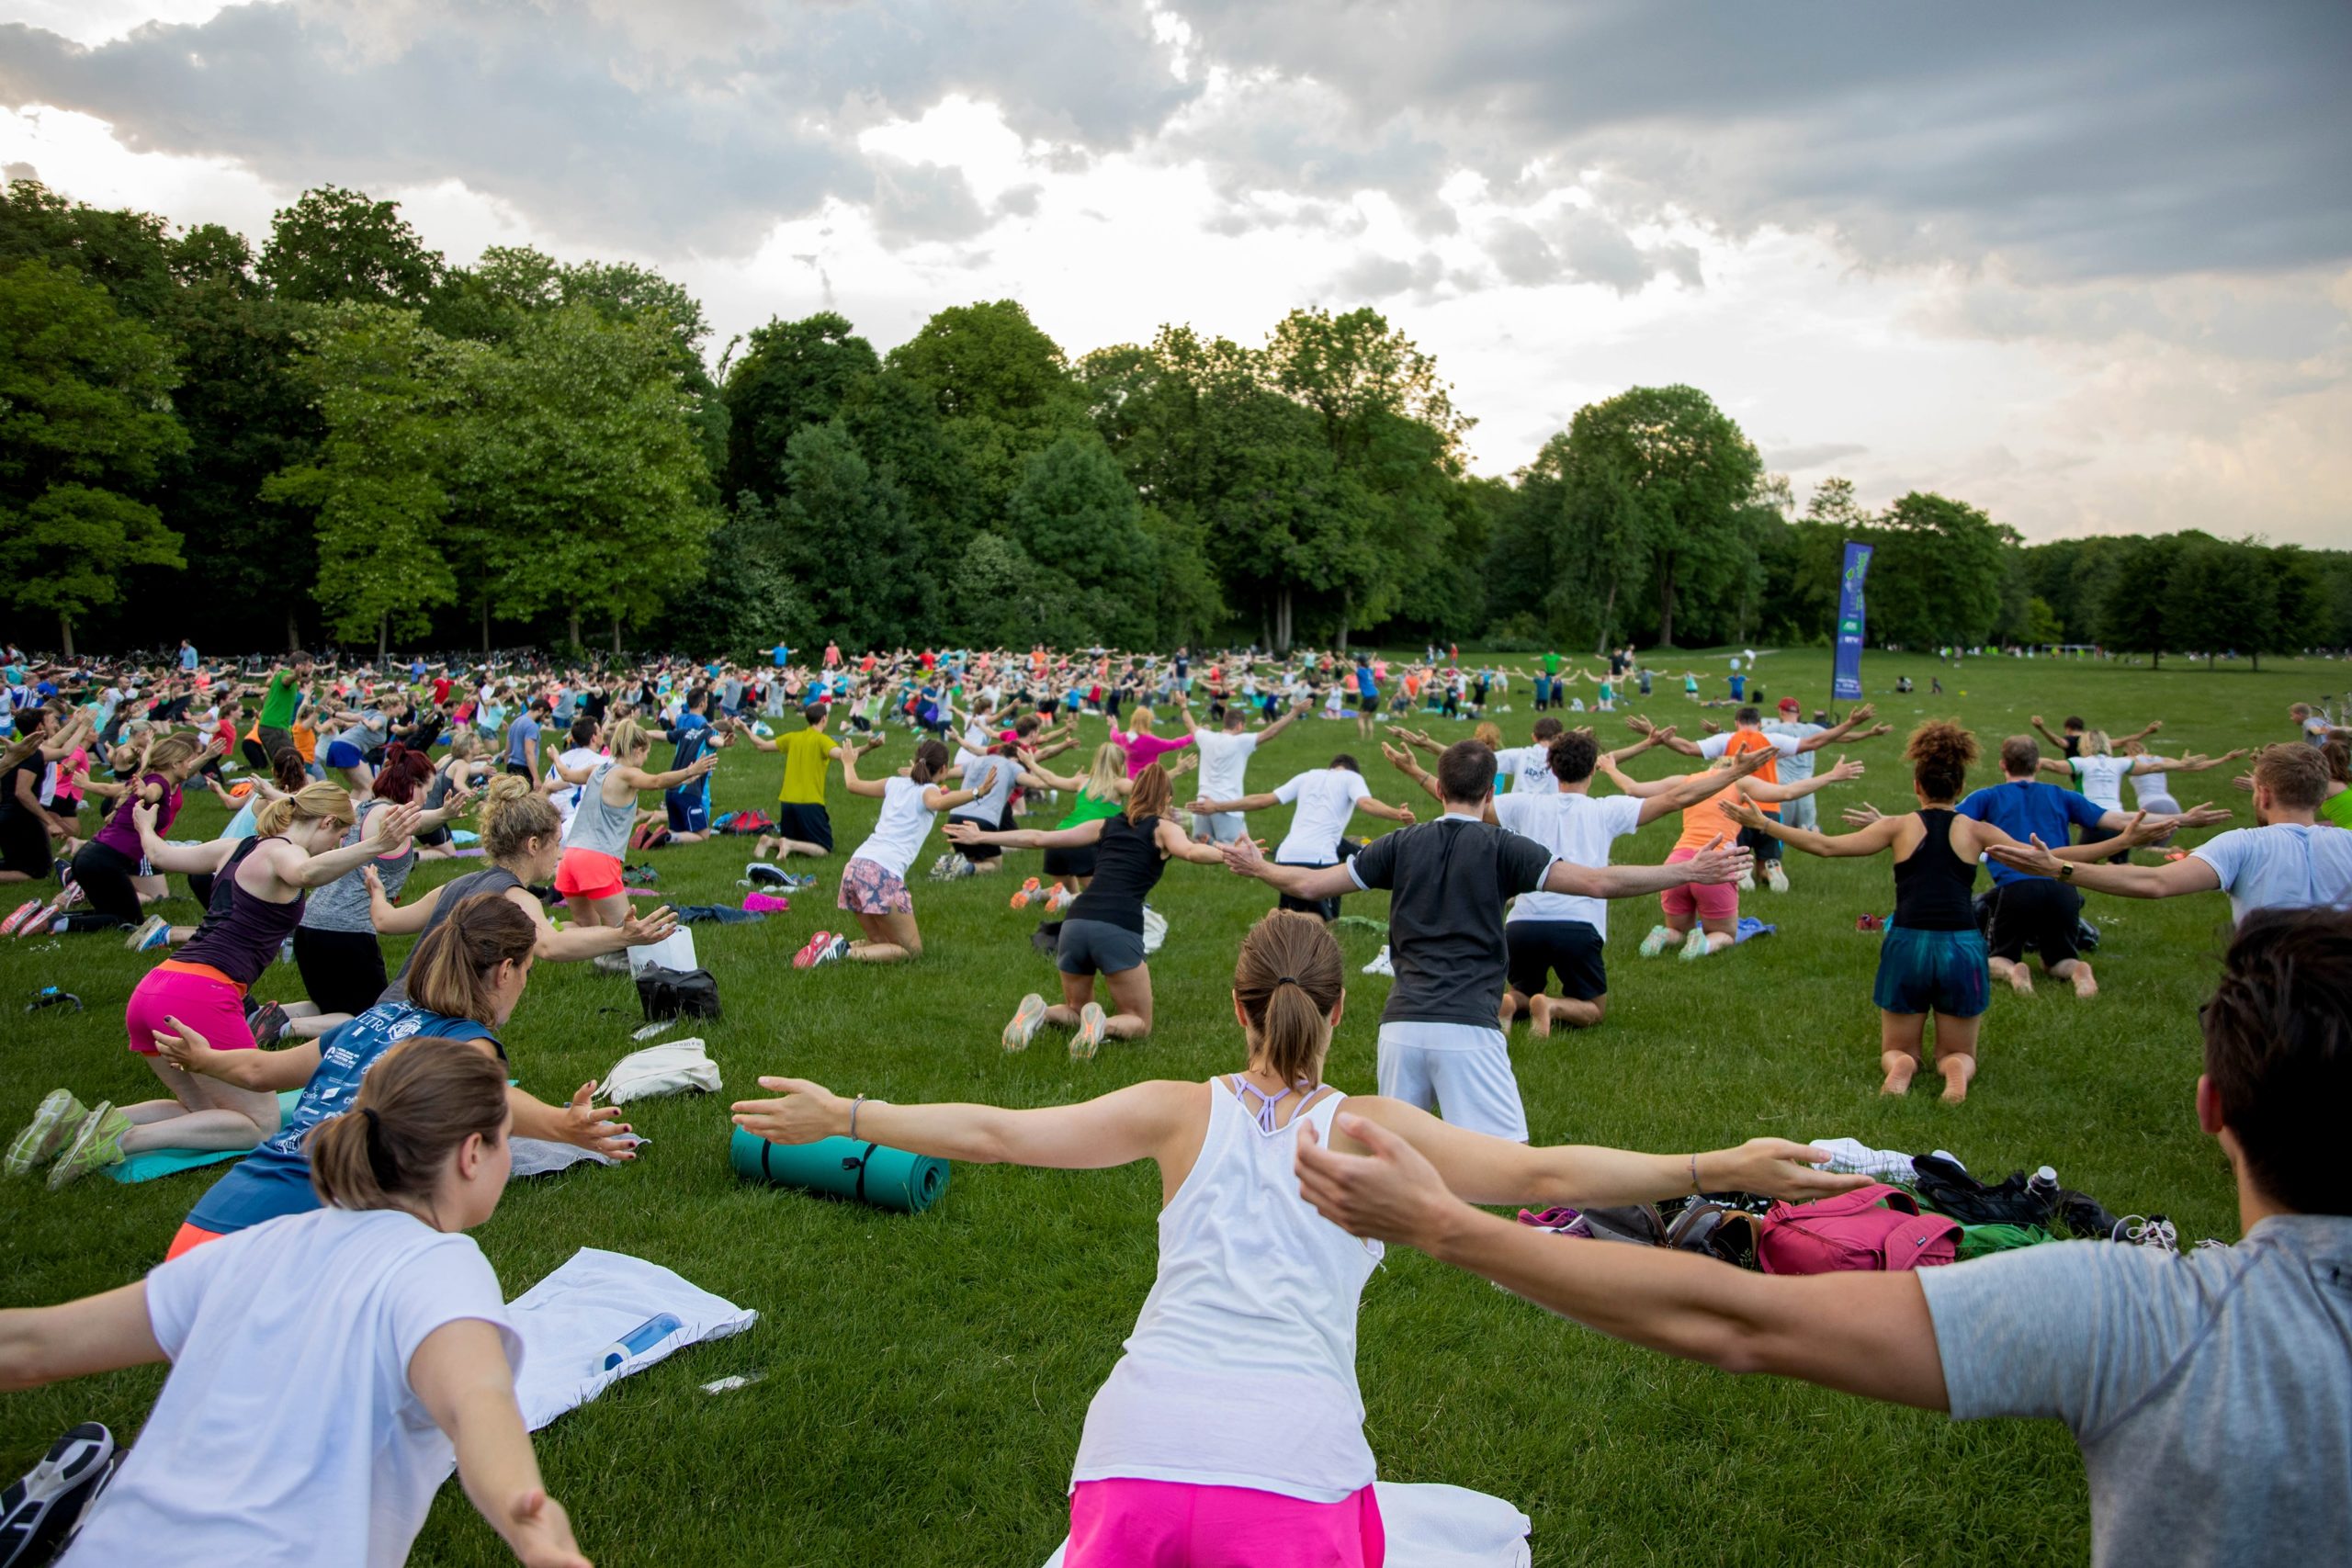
[51,732,216,942]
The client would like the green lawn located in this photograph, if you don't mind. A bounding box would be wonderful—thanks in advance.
[4,649,2335,1566]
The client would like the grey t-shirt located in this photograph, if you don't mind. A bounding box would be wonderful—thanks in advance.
[956,754,1018,823]
[1345,814,1555,1029]
[301,800,415,934]
[1918,1214,2352,1568]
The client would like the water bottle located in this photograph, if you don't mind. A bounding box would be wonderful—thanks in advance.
[2026,1167,2059,1205]
[600,1313,682,1371]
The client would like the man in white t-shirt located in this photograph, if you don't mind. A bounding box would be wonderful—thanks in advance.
[1490,716,1567,795]
[1189,700,1306,844]
[1988,744,2350,924]
[1388,730,1767,1033]
[1646,704,1884,891]
[1192,755,1416,920]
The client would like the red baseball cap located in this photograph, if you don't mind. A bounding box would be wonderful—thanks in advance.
[1777,697,1801,713]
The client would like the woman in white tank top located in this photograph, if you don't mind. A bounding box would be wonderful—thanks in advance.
[733,912,1859,1567]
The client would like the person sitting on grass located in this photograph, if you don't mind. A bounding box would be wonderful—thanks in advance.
[949,761,1232,1058]
[732,910,1863,1568]
[0,1033,594,1568]
[1294,905,2352,1568]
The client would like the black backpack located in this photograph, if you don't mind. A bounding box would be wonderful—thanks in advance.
[636,965,720,1022]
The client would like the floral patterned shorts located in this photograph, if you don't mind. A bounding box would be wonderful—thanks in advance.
[838,856,912,916]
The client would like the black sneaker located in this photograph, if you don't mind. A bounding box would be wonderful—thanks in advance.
[0,1422,114,1568]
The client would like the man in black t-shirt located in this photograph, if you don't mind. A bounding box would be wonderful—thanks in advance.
[1224,741,1750,1138]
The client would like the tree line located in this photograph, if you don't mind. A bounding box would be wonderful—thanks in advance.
[5,178,2348,662]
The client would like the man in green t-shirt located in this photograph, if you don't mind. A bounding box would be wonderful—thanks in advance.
[739,702,877,859]
[248,651,314,768]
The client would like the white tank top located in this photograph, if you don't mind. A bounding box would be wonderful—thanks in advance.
[1070,1080,1384,1503]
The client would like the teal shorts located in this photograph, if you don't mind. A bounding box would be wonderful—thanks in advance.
[1872,926,1990,1018]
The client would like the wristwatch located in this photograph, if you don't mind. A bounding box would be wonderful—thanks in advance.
[2058,863,2075,881]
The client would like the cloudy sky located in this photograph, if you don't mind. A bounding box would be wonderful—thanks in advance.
[4,1,2346,544]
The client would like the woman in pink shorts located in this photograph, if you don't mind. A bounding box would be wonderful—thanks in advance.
[799,739,974,966]
[736,912,1860,1564]
[13,785,421,1188]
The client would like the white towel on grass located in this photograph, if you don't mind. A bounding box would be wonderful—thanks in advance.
[601,1038,719,1104]
[1040,1481,1530,1567]
[503,1247,757,1431]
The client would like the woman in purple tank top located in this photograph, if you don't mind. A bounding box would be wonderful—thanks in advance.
[45,731,215,937]
[23,785,423,1174]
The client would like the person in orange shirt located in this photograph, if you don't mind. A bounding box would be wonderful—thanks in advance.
[1635,704,1887,892]
[1599,747,1866,960]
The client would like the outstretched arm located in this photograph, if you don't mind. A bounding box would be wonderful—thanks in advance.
[1190,790,1280,816]
[1294,1114,1950,1411]
[1716,795,1902,858]
[1540,835,1752,899]
[1982,837,2224,899]
[732,1075,1201,1171]
[1218,836,1363,901]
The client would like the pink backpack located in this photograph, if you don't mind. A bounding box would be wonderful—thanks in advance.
[1756,1183,1960,1274]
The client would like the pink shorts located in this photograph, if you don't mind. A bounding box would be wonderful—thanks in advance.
[555,847,625,902]
[1659,847,1738,923]
[837,856,912,917]
[125,963,256,1058]
[1067,1479,1384,1568]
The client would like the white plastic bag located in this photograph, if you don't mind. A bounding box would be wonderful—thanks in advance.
[627,928,698,976]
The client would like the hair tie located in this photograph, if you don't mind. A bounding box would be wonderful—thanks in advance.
[358,1105,397,1188]
[1274,975,1298,987]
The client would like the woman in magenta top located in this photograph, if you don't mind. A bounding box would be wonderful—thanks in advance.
[1109,705,1194,780]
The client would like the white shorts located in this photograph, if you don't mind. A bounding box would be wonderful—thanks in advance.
[1374,1024,1528,1142]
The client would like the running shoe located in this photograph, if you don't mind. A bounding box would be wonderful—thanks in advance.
[927,853,956,881]
[943,854,978,881]
[744,862,790,887]
[5,1090,87,1178]
[1361,944,1394,976]
[0,900,43,938]
[52,879,81,909]
[1736,870,1756,893]
[0,1420,115,1568]
[1678,927,1713,962]
[246,1001,292,1045]
[1764,861,1790,894]
[1008,875,1042,910]
[812,934,853,967]
[1638,925,1675,958]
[124,915,170,953]
[1070,1002,1109,1060]
[46,1103,131,1190]
[792,930,835,970]
[1046,885,1076,913]
[592,950,632,976]
[1002,993,1048,1052]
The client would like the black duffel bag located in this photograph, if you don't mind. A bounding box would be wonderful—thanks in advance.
[636,964,721,1022]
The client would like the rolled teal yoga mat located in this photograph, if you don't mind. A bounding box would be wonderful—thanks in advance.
[729,1127,948,1214]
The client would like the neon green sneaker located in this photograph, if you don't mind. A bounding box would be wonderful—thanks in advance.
[6,1089,88,1177]
[1638,925,1676,959]
[46,1103,131,1190]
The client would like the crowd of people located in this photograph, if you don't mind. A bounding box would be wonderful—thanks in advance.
[0,632,2346,1568]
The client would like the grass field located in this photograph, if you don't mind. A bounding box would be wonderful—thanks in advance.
[4,649,2339,1567]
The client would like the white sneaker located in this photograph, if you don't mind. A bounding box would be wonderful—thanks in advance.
[1638,925,1675,958]
[1736,871,1756,893]
[1361,944,1394,976]
[1764,861,1790,894]
[1001,993,1047,1052]
[744,862,789,886]
[124,915,169,953]
[1070,1002,1109,1060]
[1679,927,1713,962]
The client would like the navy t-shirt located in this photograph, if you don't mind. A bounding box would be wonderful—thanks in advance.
[187,1004,500,1235]
[1956,780,2109,886]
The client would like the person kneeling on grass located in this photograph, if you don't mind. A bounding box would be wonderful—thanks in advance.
[733,910,1861,1568]
[948,761,1229,1057]
[796,739,977,968]
[4,788,417,1190]
[1295,906,2352,1568]
[0,1034,593,1568]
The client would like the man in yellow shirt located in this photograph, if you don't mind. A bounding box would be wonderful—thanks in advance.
[738,702,875,860]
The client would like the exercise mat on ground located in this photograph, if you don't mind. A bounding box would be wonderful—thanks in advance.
[729,1127,949,1213]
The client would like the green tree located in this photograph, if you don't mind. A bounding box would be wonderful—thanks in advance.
[0,260,187,654]
[260,186,443,308]
[1553,385,1760,648]
[453,303,723,651]
[264,304,475,654]
[0,178,175,321]
[2098,534,2183,667]
[721,311,879,503]
[1870,491,2019,650]
[1006,432,1158,646]
[885,299,1092,525]
[774,421,931,649]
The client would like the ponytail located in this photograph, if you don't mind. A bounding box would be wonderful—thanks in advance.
[309,1037,509,1213]
[909,739,950,785]
[406,891,537,1022]
[1232,910,1345,1089]
[254,780,356,839]
[371,742,433,805]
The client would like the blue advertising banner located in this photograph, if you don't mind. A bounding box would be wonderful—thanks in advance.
[1833,541,1872,702]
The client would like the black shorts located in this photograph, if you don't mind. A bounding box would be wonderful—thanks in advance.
[504,761,535,778]
[293,926,390,1017]
[1983,877,2084,969]
[1042,843,1096,879]
[0,809,52,881]
[1736,824,1784,864]
[1506,919,1607,1001]
[946,812,1002,862]
[1276,861,1343,921]
[2076,820,2118,846]
[775,803,833,852]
